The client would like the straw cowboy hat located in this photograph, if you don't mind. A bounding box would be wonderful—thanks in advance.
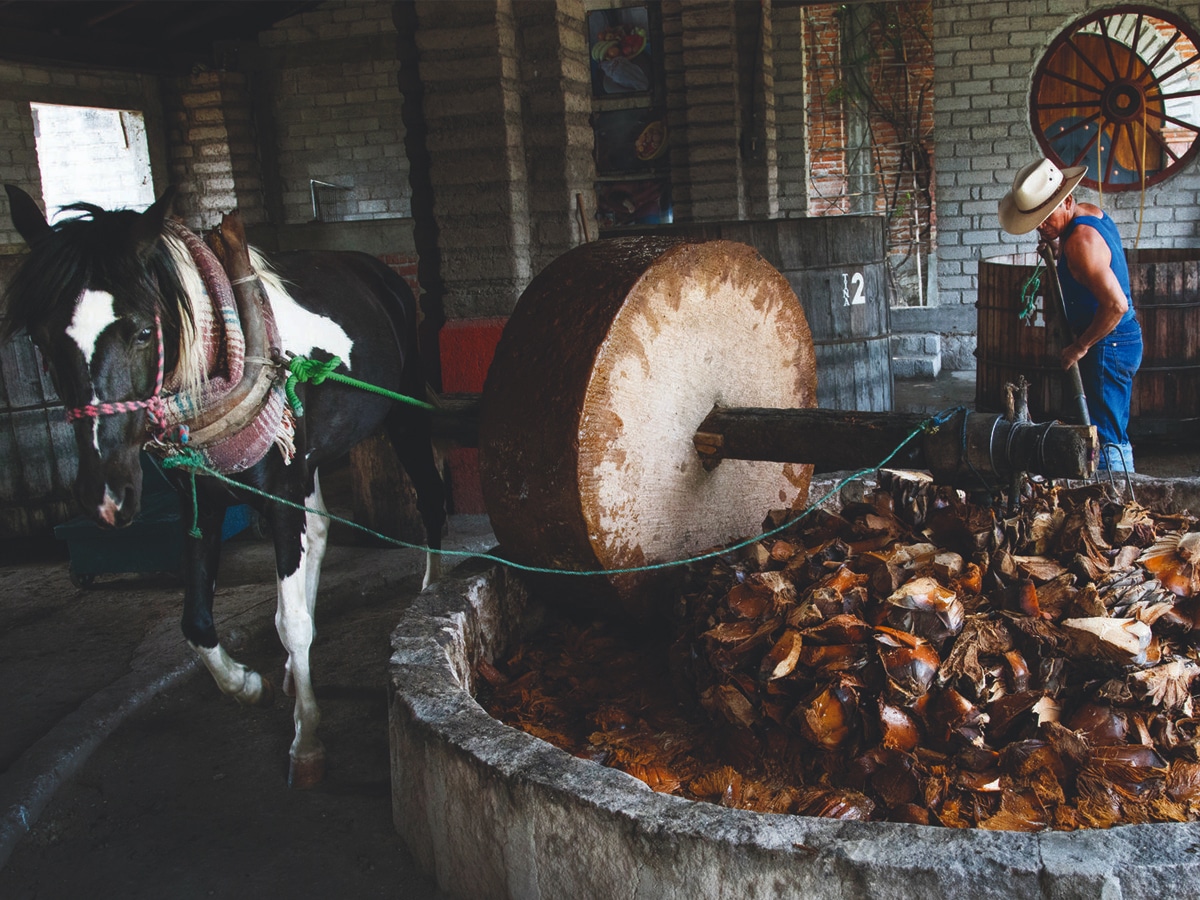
[998,158,1087,235]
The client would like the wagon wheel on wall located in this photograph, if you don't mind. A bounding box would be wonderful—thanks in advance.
[1031,6,1200,192]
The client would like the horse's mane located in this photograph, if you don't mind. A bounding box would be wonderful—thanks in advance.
[2,202,203,393]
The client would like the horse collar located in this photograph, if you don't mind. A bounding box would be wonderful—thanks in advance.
[154,220,293,474]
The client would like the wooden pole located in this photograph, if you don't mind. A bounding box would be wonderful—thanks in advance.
[433,397,1096,482]
[1037,242,1091,428]
[692,406,1096,481]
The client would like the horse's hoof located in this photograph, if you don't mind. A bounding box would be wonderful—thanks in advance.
[288,752,326,789]
[234,672,274,708]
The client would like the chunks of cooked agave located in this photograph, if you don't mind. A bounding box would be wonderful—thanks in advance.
[480,473,1200,832]
[670,475,1200,829]
[1140,531,1200,598]
[886,576,965,643]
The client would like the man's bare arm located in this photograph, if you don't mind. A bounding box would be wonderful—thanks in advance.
[1061,224,1128,370]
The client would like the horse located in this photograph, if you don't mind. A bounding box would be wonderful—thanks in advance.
[2,184,446,787]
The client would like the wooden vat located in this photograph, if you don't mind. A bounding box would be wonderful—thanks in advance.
[976,249,1200,438]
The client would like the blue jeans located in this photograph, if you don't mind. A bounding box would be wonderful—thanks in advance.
[1077,322,1142,472]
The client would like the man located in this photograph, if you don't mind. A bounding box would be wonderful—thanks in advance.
[998,158,1143,473]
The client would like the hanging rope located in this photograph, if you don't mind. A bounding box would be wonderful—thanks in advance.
[1135,100,1148,250]
[160,448,208,538]
[1018,257,1043,323]
[284,355,436,417]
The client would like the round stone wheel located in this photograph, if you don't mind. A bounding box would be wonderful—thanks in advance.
[478,237,817,617]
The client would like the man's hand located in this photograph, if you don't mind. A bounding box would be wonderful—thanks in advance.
[1061,341,1087,370]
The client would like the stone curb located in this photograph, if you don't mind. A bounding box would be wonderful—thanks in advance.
[388,558,1200,900]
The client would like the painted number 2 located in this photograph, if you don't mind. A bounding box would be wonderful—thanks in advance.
[842,272,866,306]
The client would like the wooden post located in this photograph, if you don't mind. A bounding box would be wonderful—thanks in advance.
[692,407,1096,482]
[348,434,427,545]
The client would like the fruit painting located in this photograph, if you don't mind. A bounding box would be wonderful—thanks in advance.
[587,6,652,97]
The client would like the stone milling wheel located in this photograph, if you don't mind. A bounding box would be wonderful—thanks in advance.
[478,237,817,618]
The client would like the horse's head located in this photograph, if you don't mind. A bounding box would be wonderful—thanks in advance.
[3,185,187,527]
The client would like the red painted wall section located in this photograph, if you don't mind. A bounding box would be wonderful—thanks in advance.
[439,318,508,514]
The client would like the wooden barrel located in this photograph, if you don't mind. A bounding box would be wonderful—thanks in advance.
[623,217,893,412]
[976,250,1200,438]
[0,254,77,539]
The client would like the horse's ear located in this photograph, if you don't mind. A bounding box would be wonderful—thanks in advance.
[132,186,178,257]
[4,184,52,245]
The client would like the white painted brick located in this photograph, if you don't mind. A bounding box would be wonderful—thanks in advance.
[953,80,993,96]
[971,64,1009,80]
[970,33,1010,50]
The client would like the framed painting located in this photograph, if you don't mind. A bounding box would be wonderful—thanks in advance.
[593,108,667,175]
[595,177,672,229]
[587,6,652,98]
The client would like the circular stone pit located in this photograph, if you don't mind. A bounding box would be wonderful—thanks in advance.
[388,476,1200,900]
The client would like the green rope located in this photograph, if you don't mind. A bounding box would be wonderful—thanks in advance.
[1018,258,1043,323]
[153,408,960,577]
[285,355,436,417]
[160,449,209,538]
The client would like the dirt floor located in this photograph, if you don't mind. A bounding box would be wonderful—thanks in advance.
[2,370,1199,899]
[0,507,493,900]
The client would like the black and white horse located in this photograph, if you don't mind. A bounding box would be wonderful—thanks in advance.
[2,185,445,787]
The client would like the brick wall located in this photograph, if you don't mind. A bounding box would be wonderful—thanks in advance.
[411,0,533,319]
[661,0,780,221]
[933,0,1200,313]
[515,0,594,277]
[378,252,421,300]
[676,2,747,220]
[259,1,412,225]
[803,3,936,305]
[743,0,778,219]
[29,106,155,216]
[162,70,266,230]
[804,5,848,215]
[773,2,807,216]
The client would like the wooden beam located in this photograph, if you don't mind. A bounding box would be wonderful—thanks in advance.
[693,407,1098,481]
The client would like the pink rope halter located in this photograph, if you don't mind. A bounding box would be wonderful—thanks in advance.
[63,313,171,440]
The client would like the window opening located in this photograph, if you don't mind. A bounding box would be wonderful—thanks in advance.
[30,103,154,221]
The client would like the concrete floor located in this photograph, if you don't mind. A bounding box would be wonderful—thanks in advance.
[0,370,1197,898]
[0,500,494,899]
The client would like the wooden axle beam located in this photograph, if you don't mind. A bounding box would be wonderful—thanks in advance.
[693,407,1096,482]
[433,396,1096,483]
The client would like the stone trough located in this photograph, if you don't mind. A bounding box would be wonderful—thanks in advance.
[387,475,1200,900]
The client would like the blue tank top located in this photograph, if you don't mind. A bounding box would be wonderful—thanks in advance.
[1056,213,1138,337]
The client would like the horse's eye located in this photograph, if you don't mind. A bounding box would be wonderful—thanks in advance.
[135,326,154,345]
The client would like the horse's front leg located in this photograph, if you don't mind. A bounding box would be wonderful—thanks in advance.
[270,478,325,789]
[182,496,273,708]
